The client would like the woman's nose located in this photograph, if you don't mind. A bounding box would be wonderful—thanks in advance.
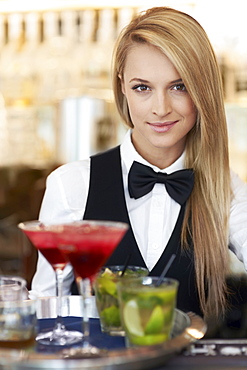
[152,91,172,117]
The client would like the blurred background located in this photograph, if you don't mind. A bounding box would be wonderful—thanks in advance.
[0,0,246,298]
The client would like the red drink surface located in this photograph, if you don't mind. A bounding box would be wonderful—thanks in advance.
[57,223,127,279]
[23,229,67,271]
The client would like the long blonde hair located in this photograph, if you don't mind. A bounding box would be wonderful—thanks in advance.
[112,7,231,318]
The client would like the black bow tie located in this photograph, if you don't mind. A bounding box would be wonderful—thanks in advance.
[128,161,194,205]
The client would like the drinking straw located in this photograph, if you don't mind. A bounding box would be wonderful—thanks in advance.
[120,253,132,277]
[155,254,176,286]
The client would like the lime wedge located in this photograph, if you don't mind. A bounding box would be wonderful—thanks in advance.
[101,268,114,278]
[98,269,117,296]
[123,299,144,336]
[145,305,164,335]
[101,305,121,326]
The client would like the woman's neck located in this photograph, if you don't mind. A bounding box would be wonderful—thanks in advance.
[131,135,184,169]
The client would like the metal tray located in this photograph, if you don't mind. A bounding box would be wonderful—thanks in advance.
[0,296,206,370]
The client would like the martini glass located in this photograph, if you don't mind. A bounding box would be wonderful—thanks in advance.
[55,220,128,357]
[18,220,83,346]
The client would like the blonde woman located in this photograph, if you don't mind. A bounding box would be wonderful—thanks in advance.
[31,7,247,319]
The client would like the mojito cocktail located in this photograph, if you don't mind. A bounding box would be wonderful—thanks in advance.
[117,276,178,346]
[94,265,148,335]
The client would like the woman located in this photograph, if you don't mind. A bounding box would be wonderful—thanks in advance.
[30,7,247,319]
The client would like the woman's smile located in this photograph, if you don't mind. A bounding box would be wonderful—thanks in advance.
[148,120,179,133]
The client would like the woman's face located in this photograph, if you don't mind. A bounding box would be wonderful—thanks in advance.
[120,43,197,167]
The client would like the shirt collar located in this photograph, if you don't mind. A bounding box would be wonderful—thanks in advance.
[120,129,185,174]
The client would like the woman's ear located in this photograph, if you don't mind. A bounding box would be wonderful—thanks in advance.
[118,74,126,95]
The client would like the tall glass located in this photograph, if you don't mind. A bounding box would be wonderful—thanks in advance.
[56,220,128,357]
[94,266,148,336]
[18,221,83,346]
[117,276,179,347]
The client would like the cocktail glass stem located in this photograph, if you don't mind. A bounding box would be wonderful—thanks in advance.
[36,266,83,346]
[77,277,92,348]
[52,268,66,337]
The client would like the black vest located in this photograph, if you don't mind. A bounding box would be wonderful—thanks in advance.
[76,146,202,316]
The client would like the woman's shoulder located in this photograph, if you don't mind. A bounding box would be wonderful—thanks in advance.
[48,158,91,181]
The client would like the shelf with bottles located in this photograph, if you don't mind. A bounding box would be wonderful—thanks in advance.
[0,7,138,101]
[0,6,137,167]
[0,4,246,176]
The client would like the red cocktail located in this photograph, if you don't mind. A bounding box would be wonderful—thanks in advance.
[18,221,83,346]
[57,222,127,279]
[22,228,67,271]
[56,220,128,356]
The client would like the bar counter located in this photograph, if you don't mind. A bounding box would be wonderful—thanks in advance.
[0,295,247,369]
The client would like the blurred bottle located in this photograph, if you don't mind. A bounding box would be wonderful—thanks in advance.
[0,12,57,166]
[77,9,97,90]
[80,8,116,91]
[0,13,36,106]
[0,13,38,166]
[36,11,81,103]
[117,7,134,35]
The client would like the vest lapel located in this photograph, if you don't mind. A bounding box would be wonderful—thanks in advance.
[83,146,147,269]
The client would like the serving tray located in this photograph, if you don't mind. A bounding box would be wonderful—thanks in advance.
[0,296,206,370]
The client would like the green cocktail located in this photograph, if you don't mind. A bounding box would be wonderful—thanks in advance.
[94,265,148,336]
[117,276,178,346]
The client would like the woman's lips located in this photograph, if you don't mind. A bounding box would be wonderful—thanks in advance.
[148,121,178,133]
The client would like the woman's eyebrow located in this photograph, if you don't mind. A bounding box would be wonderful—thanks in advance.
[129,78,149,83]
[170,78,183,84]
[128,77,183,84]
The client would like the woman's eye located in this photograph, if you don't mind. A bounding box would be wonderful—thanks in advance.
[132,84,151,92]
[173,83,186,92]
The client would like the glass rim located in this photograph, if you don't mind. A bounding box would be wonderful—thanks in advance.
[0,298,36,307]
[0,275,26,285]
[117,276,179,288]
[18,219,129,232]
[96,265,149,279]
[99,265,148,272]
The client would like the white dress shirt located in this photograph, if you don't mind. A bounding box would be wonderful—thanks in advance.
[30,130,247,299]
